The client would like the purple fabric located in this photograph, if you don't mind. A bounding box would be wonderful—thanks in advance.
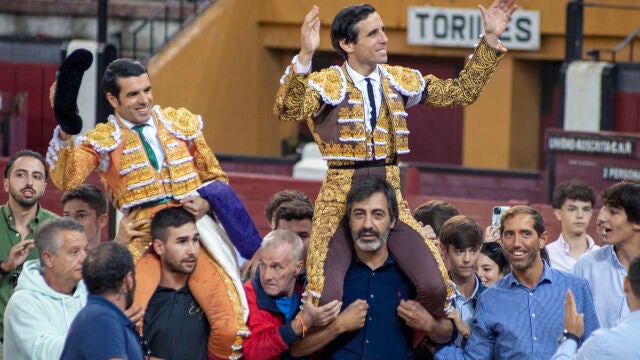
[197,181,261,259]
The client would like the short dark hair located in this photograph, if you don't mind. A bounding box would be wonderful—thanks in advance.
[601,181,640,224]
[4,149,48,180]
[551,179,596,209]
[500,205,545,237]
[481,242,510,275]
[274,200,314,229]
[628,254,640,298]
[331,4,377,60]
[61,184,108,216]
[413,200,459,237]
[35,217,84,266]
[82,242,134,295]
[346,177,398,224]
[264,190,312,223]
[150,207,195,243]
[439,215,483,249]
[102,58,148,99]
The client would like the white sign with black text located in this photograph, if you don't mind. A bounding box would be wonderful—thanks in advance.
[407,6,540,50]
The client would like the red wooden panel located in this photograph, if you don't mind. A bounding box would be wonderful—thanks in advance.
[614,92,640,133]
[227,171,321,237]
[6,63,58,155]
[219,160,294,176]
[418,170,547,203]
[0,62,16,94]
[391,56,464,165]
[40,65,58,155]
[16,65,44,154]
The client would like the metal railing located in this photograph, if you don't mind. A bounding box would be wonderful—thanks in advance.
[129,0,213,62]
[587,25,640,62]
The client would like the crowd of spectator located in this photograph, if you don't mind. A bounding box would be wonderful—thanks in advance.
[1,146,639,360]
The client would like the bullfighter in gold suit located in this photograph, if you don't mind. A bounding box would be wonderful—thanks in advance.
[274,1,517,321]
[48,57,260,359]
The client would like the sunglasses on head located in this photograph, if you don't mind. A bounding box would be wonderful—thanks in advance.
[483,241,502,253]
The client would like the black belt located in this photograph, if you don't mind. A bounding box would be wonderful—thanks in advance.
[328,157,398,170]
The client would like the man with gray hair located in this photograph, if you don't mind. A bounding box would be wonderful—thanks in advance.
[3,218,88,360]
[60,242,143,359]
[243,229,347,359]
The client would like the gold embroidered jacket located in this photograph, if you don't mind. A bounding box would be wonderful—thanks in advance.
[46,106,228,210]
[274,39,504,161]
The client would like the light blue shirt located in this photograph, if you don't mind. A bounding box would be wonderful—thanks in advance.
[551,310,640,359]
[436,261,600,360]
[572,245,629,328]
[452,274,483,347]
[546,234,599,273]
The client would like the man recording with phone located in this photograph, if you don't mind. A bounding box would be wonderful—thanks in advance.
[483,206,508,243]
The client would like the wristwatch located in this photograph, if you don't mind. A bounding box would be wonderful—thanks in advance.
[0,260,10,276]
[557,329,581,345]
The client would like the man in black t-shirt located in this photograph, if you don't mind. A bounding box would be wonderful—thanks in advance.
[142,207,209,360]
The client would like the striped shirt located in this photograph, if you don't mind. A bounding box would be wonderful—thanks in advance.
[436,261,600,360]
[572,245,630,328]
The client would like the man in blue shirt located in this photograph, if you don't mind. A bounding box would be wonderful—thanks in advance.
[439,215,487,347]
[61,242,144,360]
[572,181,640,328]
[552,254,640,359]
[321,177,453,359]
[433,206,599,360]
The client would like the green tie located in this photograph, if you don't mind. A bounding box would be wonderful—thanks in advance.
[132,124,159,170]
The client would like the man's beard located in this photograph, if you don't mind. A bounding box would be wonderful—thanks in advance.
[165,255,198,276]
[125,277,136,309]
[354,228,389,252]
[9,185,41,207]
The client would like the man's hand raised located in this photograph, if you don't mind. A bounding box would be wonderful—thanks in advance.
[479,0,518,48]
[2,239,35,272]
[299,5,321,67]
[563,289,584,338]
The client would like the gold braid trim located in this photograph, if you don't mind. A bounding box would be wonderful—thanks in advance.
[127,207,154,263]
[204,249,248,359]
[307,67,345,104]
[386,167,454,310]
[158,107,201,139]
[424,39,504,108]
[380,64,426,95]
[85,121,119,150]
[305,168,355,304]
[275,73,322,123]
[193,136,229,183]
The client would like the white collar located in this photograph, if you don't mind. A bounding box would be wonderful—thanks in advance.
[117,115,155,130]
[345,61,380,85]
